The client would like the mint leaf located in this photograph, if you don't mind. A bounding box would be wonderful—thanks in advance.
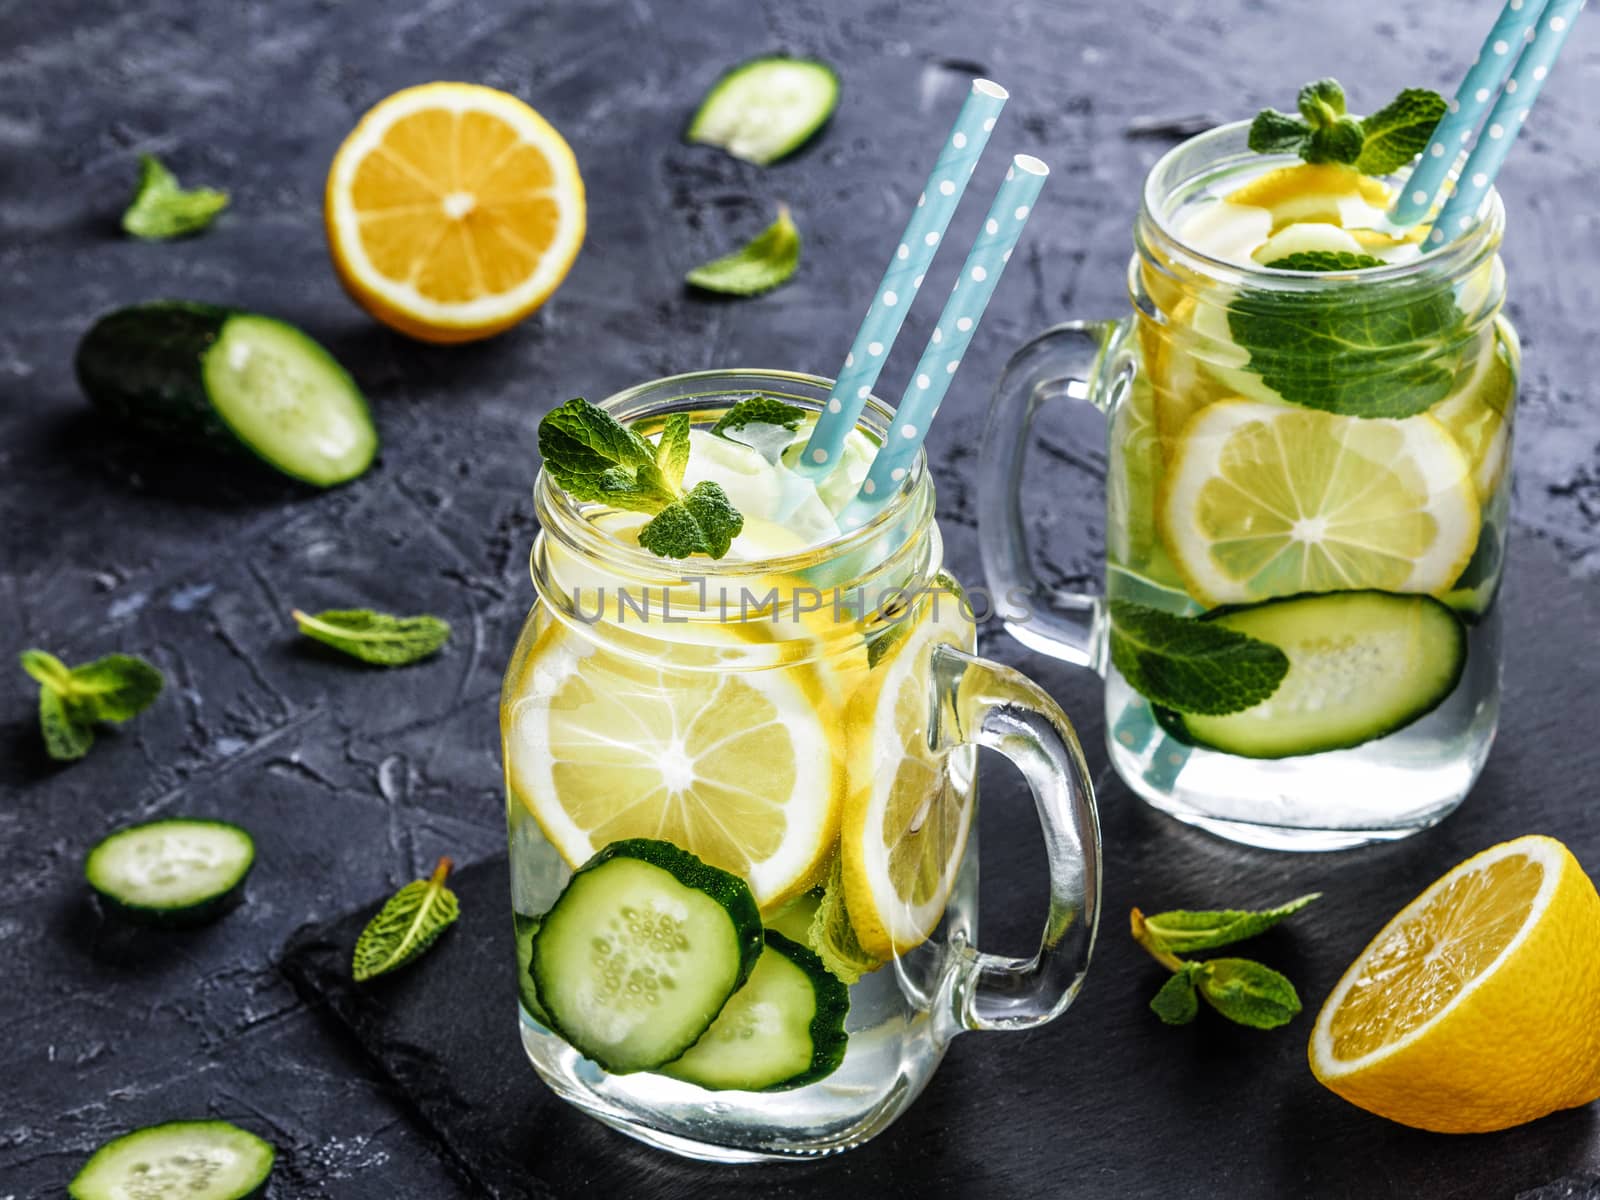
[20,649,71,693]
[1108,600,1288,716]
[686,205,801,296]
[1293,79,1362,165]
[808,857,884,985]
[1297,78,1348,123]
[1227,275,1462,418]
[1194,959,1302,1029]
[1264,251,1388,272]
[39,688,94,761]
[1150,965,1202,1025]
[1248,109,1312,156]
[20,649,164,762]
[1355,88,1447,176]
[653,414,692,490]
[710,395,806,437]
[1139,894,1321,955]
[538,397,659,503]
[637,481,744,559]
[293,608,450,666]
[353,857,460,981]
[121,154,229,240]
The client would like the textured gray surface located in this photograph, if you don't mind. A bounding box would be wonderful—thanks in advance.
[2,0,1597,1196]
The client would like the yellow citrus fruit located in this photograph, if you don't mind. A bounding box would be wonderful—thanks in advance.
[504,619,841,912]
[325,83,585,343]
[1310,835,1600,1133]
[841,580,976,957]
[1433,323,1517,501]
[1159,399,1480,606]
[1225,162,1391,230]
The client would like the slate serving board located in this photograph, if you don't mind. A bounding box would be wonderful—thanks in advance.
[282,536,1600,1200]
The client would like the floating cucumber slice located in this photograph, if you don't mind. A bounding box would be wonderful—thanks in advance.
[660,931,848,1091]
[530,838,763,1073]
[687,57,840,165]
[1159,591,1467,758]
[69,1120,274,1200]
[85,818,255,925]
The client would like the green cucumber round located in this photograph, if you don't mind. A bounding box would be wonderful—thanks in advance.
[69,1119,274,1200]
[687,56,840,165]
[660,930,849,1092]
[1158,591,1467,759]
[86,818,255,925]
[530,838,763,1074]
[76,301,377,487]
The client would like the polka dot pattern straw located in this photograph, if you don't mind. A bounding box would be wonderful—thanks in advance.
[793,79,1008,479]
[838,155,1049,530]
[1431,0,1586,243]
[1388,0,1552,227]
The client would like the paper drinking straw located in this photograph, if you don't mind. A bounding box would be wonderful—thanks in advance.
[1431,0,1586,243]
[791,79,1009,480]
[1388,0,1551,227]
[837,155,1050,530]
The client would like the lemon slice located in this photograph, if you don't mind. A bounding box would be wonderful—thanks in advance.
[1225,163,1390,231]
[505,619,841,911]
[1160,399,1480,605]
[1433,324,1517,500]
[1310,835,1600,1133]
[841,582,976,958]
[325,83,585,344]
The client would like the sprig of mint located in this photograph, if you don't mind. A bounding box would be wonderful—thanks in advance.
[1108,600,1288,717]
[1132,894,1319,1030]
[538,398,744,558]
[686,205,801,296]
[292,608,451,667]
[121,154,230,240]
[20,649,164,761]
[808,857,884,985]
[1248,78,1445,175]
[353,857,460,981]
[1263,251,1388,272]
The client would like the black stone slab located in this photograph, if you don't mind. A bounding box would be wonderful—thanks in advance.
[282,536,1600,1200]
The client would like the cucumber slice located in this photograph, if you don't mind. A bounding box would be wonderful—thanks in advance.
[661,931,848,1092]
[1159,591,1466,759]
[530,838,763,1073]
[76,301,377,487]
[687,57,840,165]
[70,1120,274,1200]
[85,819,255,925]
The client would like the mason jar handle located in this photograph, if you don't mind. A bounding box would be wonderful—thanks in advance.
[978,320,1122,670]
[931,642,1101,1032]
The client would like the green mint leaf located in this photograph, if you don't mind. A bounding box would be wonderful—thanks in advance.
[538,397,660,502]
[39,687,95,761]
[353,857,460,981]
[636,481,744,559]
[1227,274,1463,417]
[1140,893,1321,955]
[686,205,801,296]
[293,608,451,667]
[20,649,71,693]
[1304,116,1365,165]
[1355,88,1447,176]
[1263,251,1388,272]
[710,395,806,437]
[1108,600,1288,716]
[1297,78,1348,123]
[1150,964,1202,1025]
[653,414,692,490]
[1195,958,1302,1029]
[65,654,165,722]
[808,857,885,986]
[121,154,229,240]
[1248,109,1311,156]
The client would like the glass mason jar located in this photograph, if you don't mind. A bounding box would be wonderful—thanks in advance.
[980,122,1517,851]
[500,370,1101,1161]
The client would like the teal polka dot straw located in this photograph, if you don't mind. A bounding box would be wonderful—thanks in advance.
[792,79,1009,480]
[1431,0,1586,243]
[838,155,1050,531]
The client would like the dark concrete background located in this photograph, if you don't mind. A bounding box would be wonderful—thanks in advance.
[2,0,1596,1196]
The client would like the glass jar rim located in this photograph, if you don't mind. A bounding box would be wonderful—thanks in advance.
[533,368,934,585]
[1137,119,1506,292]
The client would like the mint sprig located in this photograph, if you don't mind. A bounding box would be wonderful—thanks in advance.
[20,649,164,761]
[1248,78,1445,175]
[1132,895,1318,1031]
[1108,600,1288,716]
[537,398,745,559]
[121,154,229,240]
[686,205,801,296]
